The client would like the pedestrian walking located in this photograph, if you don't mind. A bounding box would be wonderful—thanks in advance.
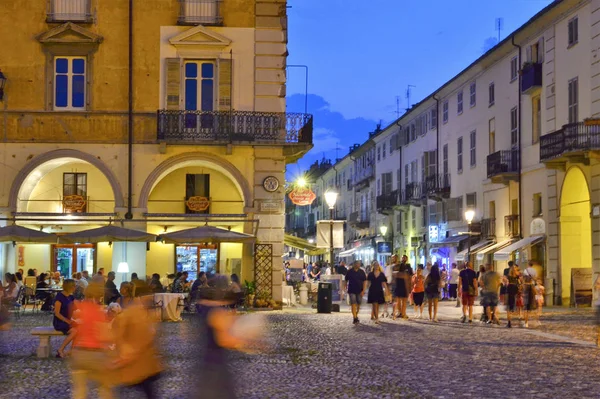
[440,265,448,300]
[367,261,388,324]
[500,261,513,307]
[411,266,425,319]
[504,264,522,328]
[458,262,477,324]
[345,261,367,324]
[522,261,538,328]
[392,255,413,320]
[481,264,501,325]
[424,264,441,322]
[382,258,395,318]
[535,278,545,325]
[449,263,459,302]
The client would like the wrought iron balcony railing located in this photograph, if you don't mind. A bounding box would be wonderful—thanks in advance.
[157,110,313,144]
[505,214,520,238]
[376,190,399,212]
[47,0,92,23]
[402,182,422,204]
[481,218,496,239]
[178,0,223,25]
[540,122,600,162]
[352,166,375,188]
[487,149,520,178]
[421,173,450,199]
[521,63,542,94]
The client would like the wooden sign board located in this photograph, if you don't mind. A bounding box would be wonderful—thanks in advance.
[571,268,593,307]
[289,187,316,206]
[186,196,210,211]
[63,195,86,212]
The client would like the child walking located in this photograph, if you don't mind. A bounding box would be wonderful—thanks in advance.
[535,279,545,326]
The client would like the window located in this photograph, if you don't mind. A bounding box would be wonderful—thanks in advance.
[442,144,448,175]
[404,164,409,187]
[184,61,216,129]
[457,91,463,114]
[470,82,476,107]
[533,193,542,216]
[430,107,437,129]
[377,146,381,161]
[488,83,495,107]
[568,16,578,47]
[404,211,409,230]
[63,172,87,213]
[446,197,463,222]
[457,136,463,173]
[568,77,579,124]
[410,124,416,142]
[470,130,476,167]
[48,0,91,22]
[389,137,394,154]
[443,101,449,123]
[186,174,210,213]
[397,213,402,233]
[510,107,518,147]
[383,173,393,195]
[383,142,386,159]
[532,96,541,144]
[421,154,425,182]
[510,56,518,81]
[180,0,222,25]
[411,209,416,229]
[54,57,86,110]
[422,205,427,227]
[397,168,401,191]
[411,160,418,182]
[489,118,496,154]
[466,192,477,209]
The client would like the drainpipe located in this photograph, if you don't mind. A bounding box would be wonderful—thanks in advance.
[433,94,440,177]
[125,0,134,220]
[512,35,523,239]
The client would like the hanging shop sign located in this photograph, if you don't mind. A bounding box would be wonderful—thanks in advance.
[377,241,392,255]
[428,225,439,243]
[186,196,210,212]
[530,218,546,236]
[63,195,86,212]
[289,187,316,206]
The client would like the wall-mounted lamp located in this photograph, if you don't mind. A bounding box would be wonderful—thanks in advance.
[0,70,6,101]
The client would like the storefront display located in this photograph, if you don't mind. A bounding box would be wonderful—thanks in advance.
[176,244,218,281]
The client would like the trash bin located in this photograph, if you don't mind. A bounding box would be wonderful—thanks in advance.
[317,282,332,314]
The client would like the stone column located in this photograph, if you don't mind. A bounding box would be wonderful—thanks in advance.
[591,161,600,301]
[546,168,560,304]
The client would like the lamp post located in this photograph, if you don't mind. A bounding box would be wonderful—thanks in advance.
[0,70,7,101]
[464,209,475,266]
[324,190,338,268]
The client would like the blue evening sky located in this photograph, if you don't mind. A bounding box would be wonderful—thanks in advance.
[285,0,553,180]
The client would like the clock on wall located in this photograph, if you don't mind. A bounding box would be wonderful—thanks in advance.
[263,176,280,192]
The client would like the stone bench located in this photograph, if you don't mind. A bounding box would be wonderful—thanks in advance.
[31,327,64,358]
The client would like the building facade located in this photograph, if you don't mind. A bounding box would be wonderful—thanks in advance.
[0,0,313,300]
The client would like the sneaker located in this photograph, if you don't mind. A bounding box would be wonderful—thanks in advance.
[461,315,466,323]
[486,320,492,325]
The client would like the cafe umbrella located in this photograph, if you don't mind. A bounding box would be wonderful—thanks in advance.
[0,224,58,243]
[159,226,255,244]
[58,225,158,244]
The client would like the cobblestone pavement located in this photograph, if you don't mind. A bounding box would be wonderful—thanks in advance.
[0,303,599,399]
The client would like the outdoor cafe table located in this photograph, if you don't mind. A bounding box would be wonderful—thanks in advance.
[153,293,187,322]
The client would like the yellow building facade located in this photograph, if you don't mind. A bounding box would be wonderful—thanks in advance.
[0,0,312,300]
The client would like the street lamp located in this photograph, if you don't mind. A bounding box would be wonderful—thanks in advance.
[464,209,475,266]
[380,225,388,237]
[0,70,7,101]
[324,190,338,267]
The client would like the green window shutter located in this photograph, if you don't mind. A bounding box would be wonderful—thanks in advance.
[218,59,232,111]
[165,58,181,110]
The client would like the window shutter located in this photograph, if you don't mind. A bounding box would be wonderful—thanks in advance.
[165,58,181,110]
[538,37,544,63]
[526,46,532,63]
[218,58,232,111]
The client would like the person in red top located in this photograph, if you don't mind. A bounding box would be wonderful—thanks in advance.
[70,282,115,399]
[411,266,425,319]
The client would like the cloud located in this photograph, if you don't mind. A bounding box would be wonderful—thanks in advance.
[286,93,379,176]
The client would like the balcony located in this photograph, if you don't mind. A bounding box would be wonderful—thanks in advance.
[487,149,520,184]
[481,218,496,239]
[540,122,600,166]
[47,0,92,23]
[376,190,399,214]
[352,166,375,191]
[402,183,422,205]
[505,215,520,238]
[421,173,450,200]
[520,63,542,94]
[349,212,369,229]
[158,110,312,144]
[178,0,223,26]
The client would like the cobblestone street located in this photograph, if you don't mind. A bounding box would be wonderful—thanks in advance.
[1,303,599,399]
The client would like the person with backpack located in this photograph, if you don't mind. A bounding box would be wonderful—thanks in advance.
[458,262,478,324]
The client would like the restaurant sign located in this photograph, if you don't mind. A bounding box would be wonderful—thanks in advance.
[63,195,86,212]
[186,196,210,211]
[289,187,316,206]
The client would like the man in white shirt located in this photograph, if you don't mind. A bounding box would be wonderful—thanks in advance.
[449,263,460,304]
[383,258,395,318]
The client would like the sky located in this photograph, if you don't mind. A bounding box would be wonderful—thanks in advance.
[284,0,554,180]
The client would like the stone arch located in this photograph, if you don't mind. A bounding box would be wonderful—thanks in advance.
[559,165,592,305]
[8,149,125,211]
[138,152,253,210]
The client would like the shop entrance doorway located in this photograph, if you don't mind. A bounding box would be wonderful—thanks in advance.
[175,244,219,281]
[52,244,96,278]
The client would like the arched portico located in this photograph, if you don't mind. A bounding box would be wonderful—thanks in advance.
[8,149,125,212]
[138,152,253,210]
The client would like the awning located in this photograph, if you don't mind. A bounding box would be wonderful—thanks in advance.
[59,225,157,244]
[429,235,468,248]
[476,239,515,261]
[284,234,327,256]
[0,224,57,243]
[493,235,545,261]
[338,248,356,258]
[161,226,255,244]
[455,240,494,262]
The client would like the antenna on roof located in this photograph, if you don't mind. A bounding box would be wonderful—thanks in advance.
[335,142,342,160]
[496,17,504,42]
[406,85,416,112]
[395,96,401,118]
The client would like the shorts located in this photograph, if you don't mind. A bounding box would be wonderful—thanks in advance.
[412,292,425,306]
[349,293,363,305]
[394,282,408,298]
[481,292,499,307]
[461,292,475,306]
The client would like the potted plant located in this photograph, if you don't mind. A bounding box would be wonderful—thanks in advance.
[244,280,256,307]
